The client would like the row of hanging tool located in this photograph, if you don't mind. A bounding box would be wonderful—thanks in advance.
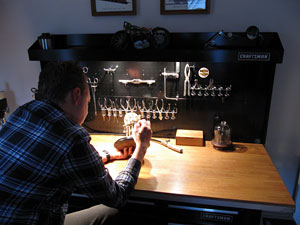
[82,63,232,117]
[183,64,232,98]
[98,97,178,121]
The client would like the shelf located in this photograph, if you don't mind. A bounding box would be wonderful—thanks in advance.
[28,32,284,63]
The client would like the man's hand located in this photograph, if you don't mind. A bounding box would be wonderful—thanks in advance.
[100,119,152,163]
[110,147,134,161]
[131,119,152,163]
[101,146,134,163]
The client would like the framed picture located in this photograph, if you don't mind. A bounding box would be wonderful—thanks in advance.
[91,0,136,16]
[160,0,210,15]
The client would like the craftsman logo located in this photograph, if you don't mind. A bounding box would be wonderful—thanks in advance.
[238,52,270,61]
[200,212,233,222]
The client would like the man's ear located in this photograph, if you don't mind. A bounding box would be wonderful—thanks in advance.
[72,87,81,105]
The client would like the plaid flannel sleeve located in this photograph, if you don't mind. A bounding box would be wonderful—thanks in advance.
[61,138,141,208]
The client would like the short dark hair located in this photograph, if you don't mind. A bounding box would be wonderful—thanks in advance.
[36,61,87,103]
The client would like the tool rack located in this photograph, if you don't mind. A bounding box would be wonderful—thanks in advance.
[28,31,284,143]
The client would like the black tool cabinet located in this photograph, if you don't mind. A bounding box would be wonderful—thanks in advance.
[28,32,284,144]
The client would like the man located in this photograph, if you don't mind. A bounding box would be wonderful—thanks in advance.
[0,61,152,225]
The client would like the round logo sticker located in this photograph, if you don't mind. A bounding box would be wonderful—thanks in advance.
[199,67,209,78]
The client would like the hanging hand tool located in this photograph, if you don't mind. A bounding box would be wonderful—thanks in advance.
[119,79,155,87]
[104,65,119,75]
[88,77,99,116]
[158,99,165,121]
[165,103,171,120]
[83,66,99,116]
[98,97,107,119]
[183,63,191,96]
[161,67,180,101]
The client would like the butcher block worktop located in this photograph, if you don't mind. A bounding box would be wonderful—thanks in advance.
[90,134,295,214]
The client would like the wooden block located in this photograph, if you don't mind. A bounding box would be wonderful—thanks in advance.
[176,129,204,146]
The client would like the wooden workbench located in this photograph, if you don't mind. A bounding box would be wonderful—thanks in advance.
[89,134,295,224]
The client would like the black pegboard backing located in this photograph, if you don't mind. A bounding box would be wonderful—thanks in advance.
[80,61,176,98]
[83,61,276,144]
[82,61,180,122]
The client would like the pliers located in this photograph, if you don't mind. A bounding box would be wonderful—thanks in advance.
[183,63,191,96]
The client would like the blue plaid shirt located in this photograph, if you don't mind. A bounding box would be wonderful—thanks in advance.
[0,100,141,225]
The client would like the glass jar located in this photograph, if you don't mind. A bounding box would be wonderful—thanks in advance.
[212,121,232,149]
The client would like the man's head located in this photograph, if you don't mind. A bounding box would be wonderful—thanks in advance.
[37,61,90,125]
[37,61,86,102]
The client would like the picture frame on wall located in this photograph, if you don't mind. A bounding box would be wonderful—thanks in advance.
[160,0,210,15]
[91,0,136,16]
